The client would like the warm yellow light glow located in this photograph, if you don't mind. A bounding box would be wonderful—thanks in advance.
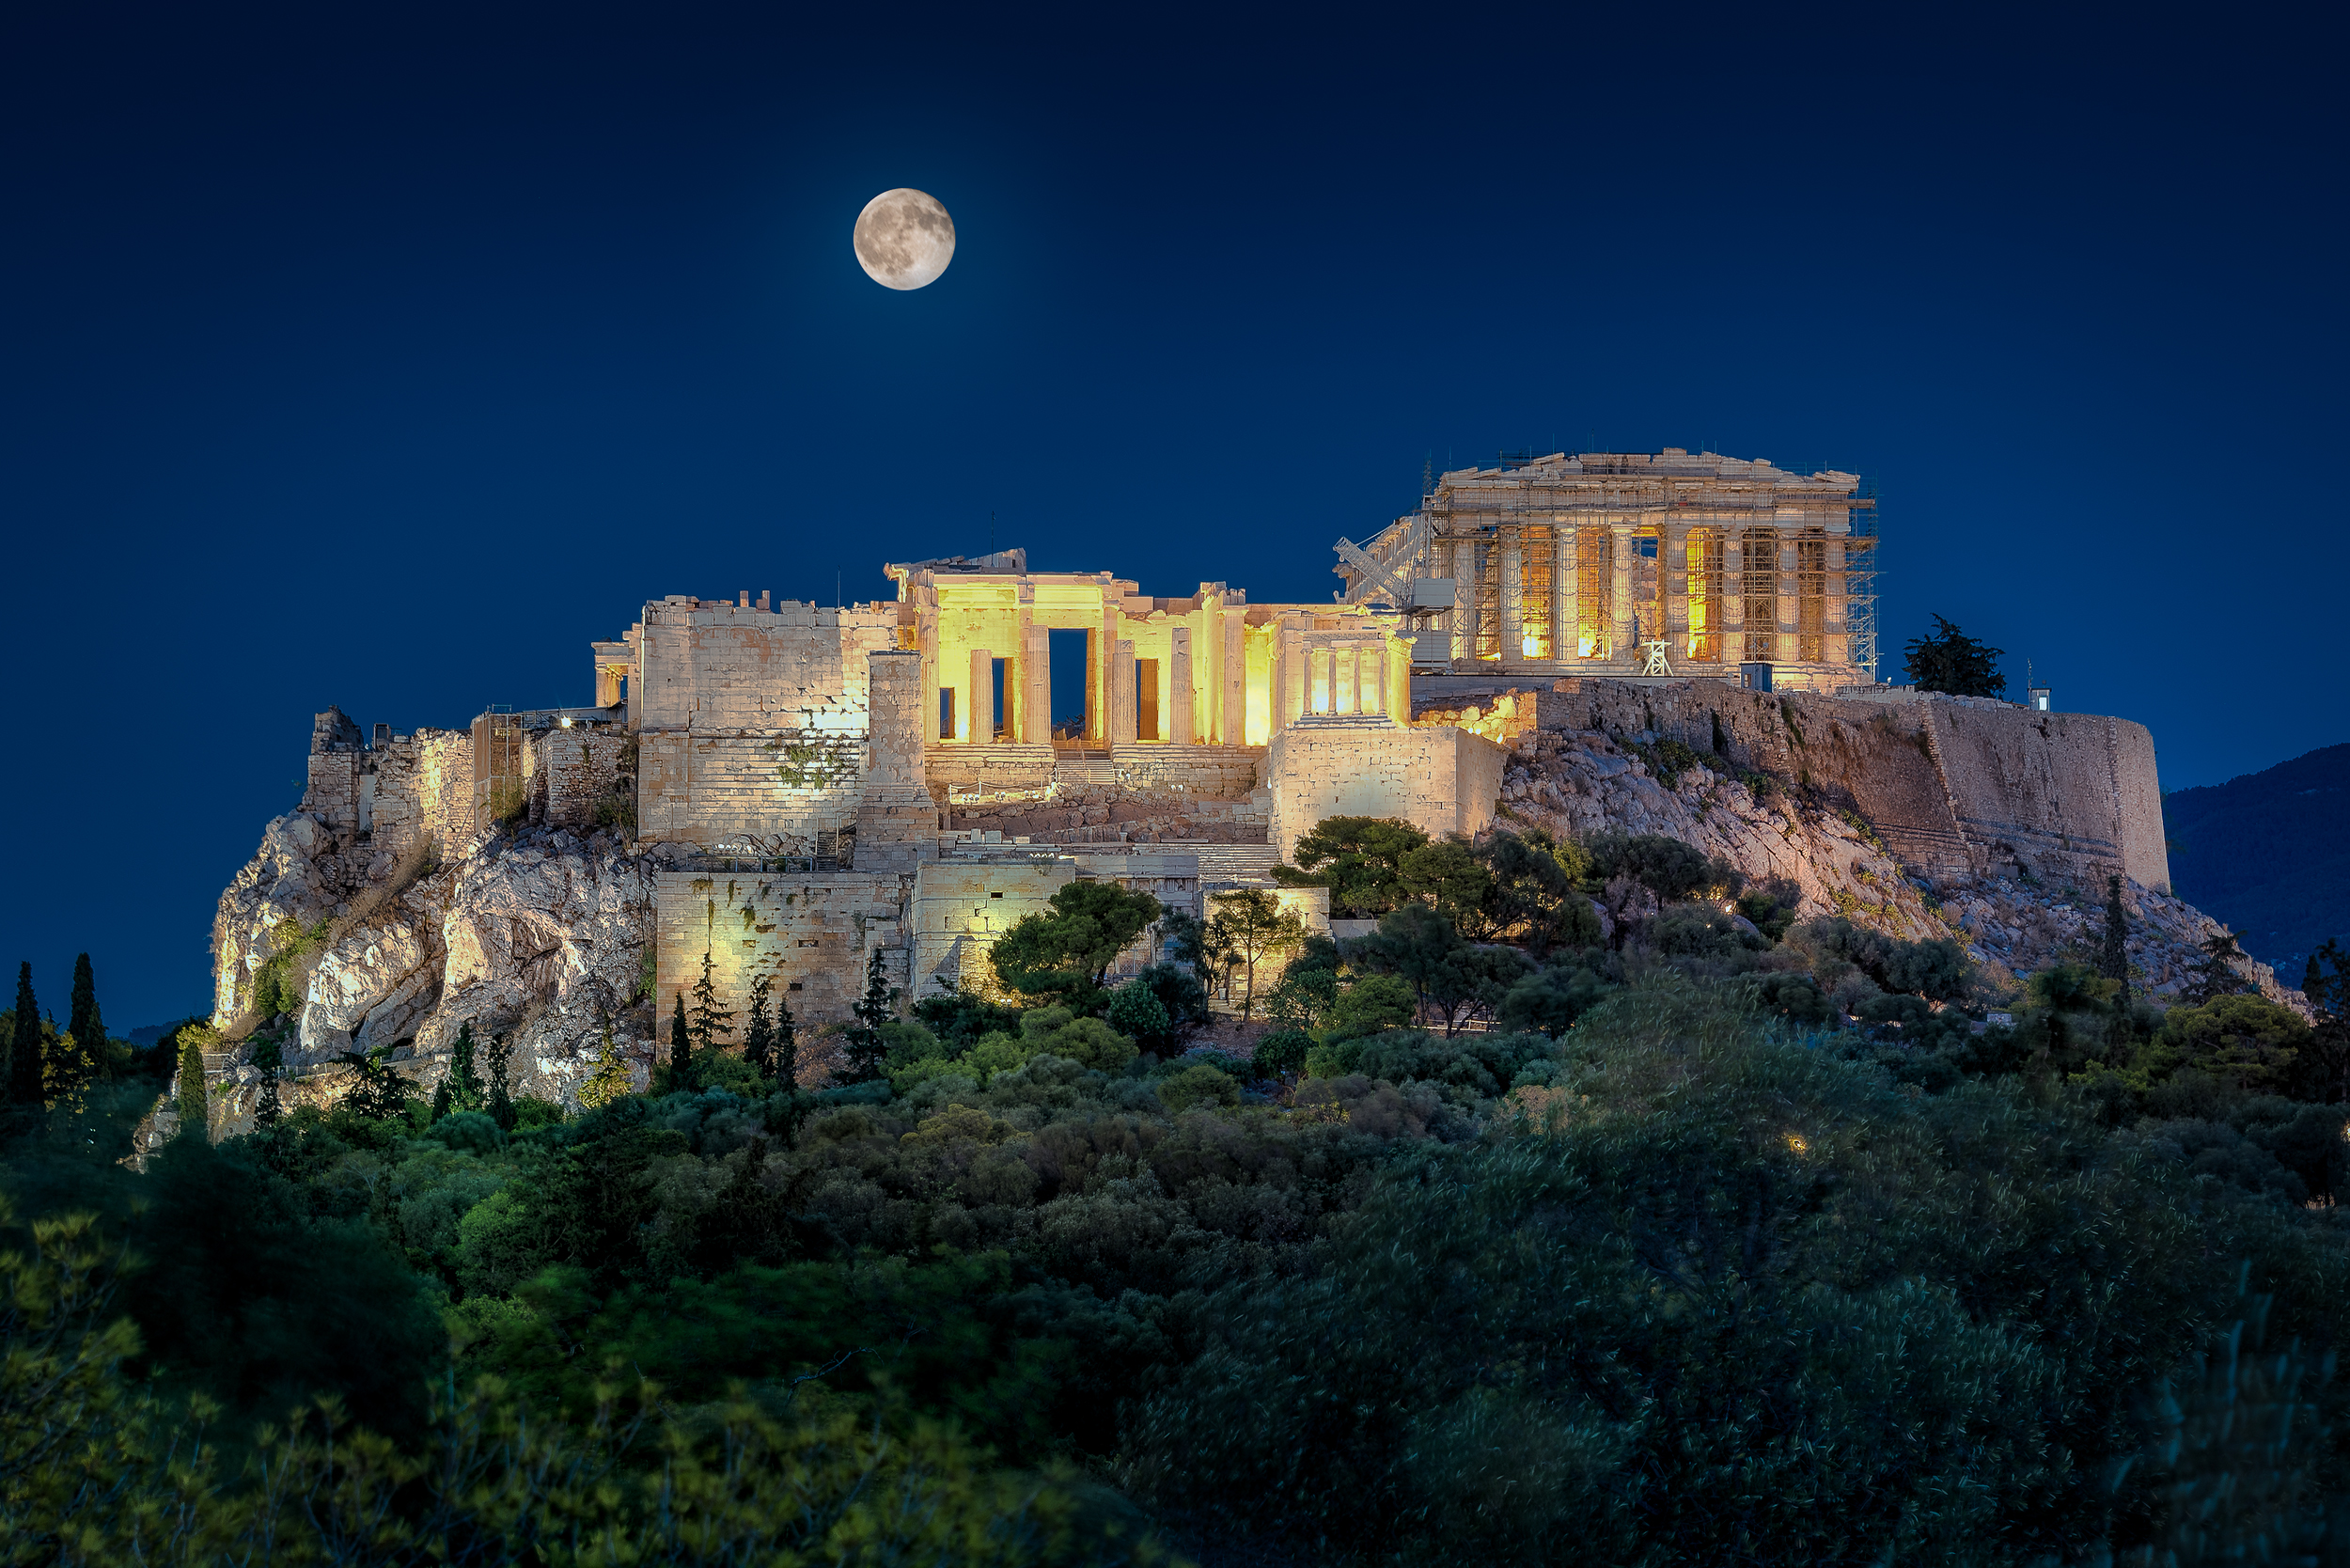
[1522,634,1542,658]
[1785,1133,1809,1155]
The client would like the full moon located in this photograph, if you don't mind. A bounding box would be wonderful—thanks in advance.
[852,188,955,290]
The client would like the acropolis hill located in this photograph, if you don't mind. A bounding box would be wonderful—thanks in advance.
[197,449,2256,1121]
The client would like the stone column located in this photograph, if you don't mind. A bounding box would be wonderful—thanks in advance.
[967,649,993,744]
[1778,534,1799,664]
[1449,539,1475,665]
[1024,625,1051,744]
[1666,523,1689,655]
[1097,604,1119,743]
[1610,523,1636,659]
[1113,639,1137,745]
[1559,527,1578,660]
[1723,535,1745,654]
[1498,526,1523,666]
[1280,626,1305,727]
[1824,538,1849,667]
[1170,626,1196,744]
[1364,637,1386,715]
[853,649,939,871]
[1221,608,1246,745]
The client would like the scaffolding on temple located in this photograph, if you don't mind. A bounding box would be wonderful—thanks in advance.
[1843,477,1881,678]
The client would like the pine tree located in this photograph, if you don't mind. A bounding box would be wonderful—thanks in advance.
[1902,616,2008,698]
[47,954,102,1106]
[688,950,734,1054]
[7,964,39,1107]
[2097,874,2131,1003]
[844,949,896,1083]
[2186,932,2253,1006]
[176,1028,209,1141]
[486,1032,516,1131]
[578,1025,634,1109]
[743,973,776,1083]
[670,990,695,1091]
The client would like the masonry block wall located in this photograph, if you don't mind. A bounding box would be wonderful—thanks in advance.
[653,870,910,1043]
[298,713,476,860]
[633,599,898,730]
[908,858,1074,1000]
[1264,721,1509,863]
[527,729,633,830]
[637,732,867,851]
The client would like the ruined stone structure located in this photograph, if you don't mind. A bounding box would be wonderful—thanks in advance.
[1337,449,1879,690]
[206,452,2246,1119]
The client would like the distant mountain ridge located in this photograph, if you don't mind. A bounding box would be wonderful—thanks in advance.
[2163,742,2350,983]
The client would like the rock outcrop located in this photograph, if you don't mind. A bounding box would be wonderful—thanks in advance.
[1503,728,2295,1007]
[208,816,658,1125]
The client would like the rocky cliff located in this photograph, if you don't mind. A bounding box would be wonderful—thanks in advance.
[1500,724,2295,1007]
[208,815,661,1126]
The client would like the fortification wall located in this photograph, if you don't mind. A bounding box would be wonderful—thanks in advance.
[1264,720,1508,863]
[652,869,909,1041]
[1538,681,2170,893]
[527,729,632,831]
[637,730,867,852]
[634,601,897,730]
[908,858,1073,1000]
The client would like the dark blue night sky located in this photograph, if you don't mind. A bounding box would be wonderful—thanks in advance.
[4,3,2342,1026]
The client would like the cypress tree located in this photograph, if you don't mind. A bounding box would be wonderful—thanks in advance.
[670,990,694,1090]
[251,1032,283,1130]
[774,983,798,1092]
[486,1032,516,1131]
[844,949,895,1082]
[2098,874,2131,1003]
[66,954,97,1060]
[743,973,776,1083]
[8,964,39,1107]
[176,1028,209,1140]
[444,1020,485,1114]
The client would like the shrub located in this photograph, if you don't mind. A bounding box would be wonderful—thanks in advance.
[1252,1027,1314,1077]
[1158,1064,1241,1111]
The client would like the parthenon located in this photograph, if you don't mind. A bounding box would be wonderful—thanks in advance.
[1336,448,1878,686]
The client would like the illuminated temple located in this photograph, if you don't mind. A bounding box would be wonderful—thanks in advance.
[1337,448,1879,686]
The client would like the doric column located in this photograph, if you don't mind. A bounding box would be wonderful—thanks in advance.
[1610,523,1636,659]
[1498,527,1523,666]
[1824,537,1849,667]
[1280,626,1305,726]
[1096,604,1119,743]
[1449,538,1474,665]
[967,649,994,744]
[1220,608,1246,745]
[1170,626,1196,744]
[1113,639,1137,745]
[1666,523,1689,654]
[1559,528,1578,660]
[1723,534,1745,655]
[1778,533,1800,664]
[1023,625,1051,743]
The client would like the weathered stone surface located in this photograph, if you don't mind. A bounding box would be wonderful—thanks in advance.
[1502,729,2295,1006]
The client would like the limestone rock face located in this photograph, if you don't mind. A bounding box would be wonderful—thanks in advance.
[210,818,659,1118]
[1503,729,2296,1008]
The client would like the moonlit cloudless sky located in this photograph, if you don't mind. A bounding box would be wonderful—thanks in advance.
[3,2,2343,1025]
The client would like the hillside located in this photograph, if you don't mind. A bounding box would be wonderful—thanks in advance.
[2163,742,2350,981]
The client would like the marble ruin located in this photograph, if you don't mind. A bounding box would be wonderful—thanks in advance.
[237,447,2181,1096]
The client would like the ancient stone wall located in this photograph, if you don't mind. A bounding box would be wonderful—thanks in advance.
[637,731,867,852]
[369,729,476,860]
[909,857,1074,1000]
[634,600,896,731]
[526,728,633,831]
[1264,719,1509,863]
[1110,745,1265,798]
[653,869,910,1042]
[854,650,942,870]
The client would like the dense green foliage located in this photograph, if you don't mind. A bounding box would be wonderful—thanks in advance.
[7,812,2350,1561]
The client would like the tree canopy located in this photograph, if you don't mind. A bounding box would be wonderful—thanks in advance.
[1903,614,2008,697]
